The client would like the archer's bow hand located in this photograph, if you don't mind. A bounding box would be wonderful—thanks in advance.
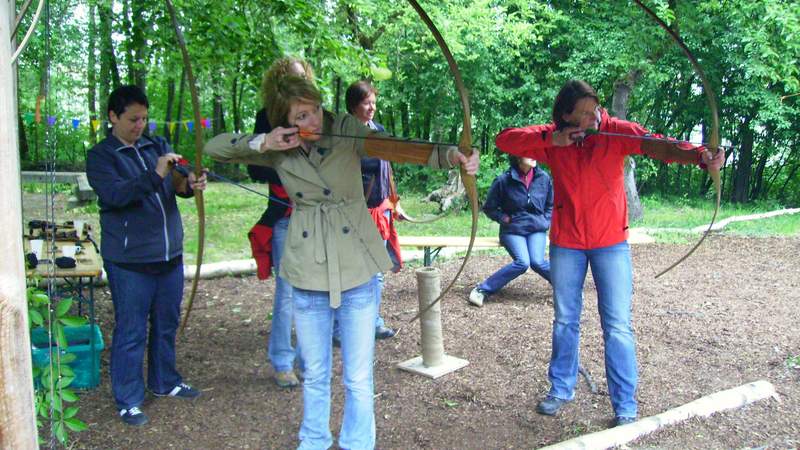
[701,147,726,171]
[448,148,480,175]
[255,127,300,152]
[188,170,208,192]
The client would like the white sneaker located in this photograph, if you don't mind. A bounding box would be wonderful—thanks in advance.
[468,287,485,307]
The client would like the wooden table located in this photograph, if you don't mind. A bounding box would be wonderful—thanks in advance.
[25,225,103,385]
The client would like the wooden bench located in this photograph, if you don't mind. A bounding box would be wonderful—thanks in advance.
[398,229,654,266]
[21,171,97,206]
[398,235,501,266]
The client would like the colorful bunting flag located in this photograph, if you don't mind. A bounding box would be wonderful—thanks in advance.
[72,118,81,129]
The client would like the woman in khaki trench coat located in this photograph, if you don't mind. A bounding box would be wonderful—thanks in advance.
[205,76,479,450]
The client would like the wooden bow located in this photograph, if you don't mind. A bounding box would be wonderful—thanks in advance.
[406,0,479,321]
[165,0,205,335]
[633,0,722,278]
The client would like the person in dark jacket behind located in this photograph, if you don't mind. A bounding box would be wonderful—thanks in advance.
[469,155,553,307]
[86,85,206,426]
[246,56,315,389]
[339,80,400,342]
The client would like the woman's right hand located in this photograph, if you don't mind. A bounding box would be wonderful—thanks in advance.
[259,127,300,152]
[551,126,585,147]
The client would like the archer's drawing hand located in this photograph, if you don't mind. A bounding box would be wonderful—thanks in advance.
[260,127,300,152]
[551,127,585,147]
[157,153,183,178]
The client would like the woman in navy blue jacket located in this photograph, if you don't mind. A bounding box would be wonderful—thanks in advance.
[469,155,553,306]
[86,85,206,426]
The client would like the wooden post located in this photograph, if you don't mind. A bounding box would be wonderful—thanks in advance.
[0,0,38,448]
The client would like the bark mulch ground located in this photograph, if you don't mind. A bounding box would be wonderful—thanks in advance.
[56,235,800,449]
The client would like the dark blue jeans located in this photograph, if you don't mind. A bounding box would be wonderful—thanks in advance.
[105,260,184,410]
[479,232,551,294]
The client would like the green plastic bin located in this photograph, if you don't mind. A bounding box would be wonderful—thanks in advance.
[31,324,104,389]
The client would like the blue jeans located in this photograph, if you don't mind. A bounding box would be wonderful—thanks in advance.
[479,232,551,293]
[105,260,184,410]
[269,217,299,372]
[293,277,378,450]
[547,242,637,418]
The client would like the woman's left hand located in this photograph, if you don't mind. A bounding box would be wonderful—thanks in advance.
[701,148,726,170]
[188,170,208,192]
[451,149,480,175]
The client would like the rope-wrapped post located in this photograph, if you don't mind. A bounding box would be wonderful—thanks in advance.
[397,267,468,379]
[417,267,444,367]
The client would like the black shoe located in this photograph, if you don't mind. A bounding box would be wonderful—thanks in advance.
[375,326,396,340]
[614,416,637,427]
[536,395,570,416]
[119,406,149,426]
[153,382,201,399]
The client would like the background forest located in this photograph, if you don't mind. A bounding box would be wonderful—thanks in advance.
[14,0,800,208]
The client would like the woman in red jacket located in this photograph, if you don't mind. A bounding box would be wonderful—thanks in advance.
[495,80,725,426]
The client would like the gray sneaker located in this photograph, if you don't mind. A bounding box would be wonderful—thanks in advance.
[468,287,486,307]
[536,395,570,416]
[274,370,300,388]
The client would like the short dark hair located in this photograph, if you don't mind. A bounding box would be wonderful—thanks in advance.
[107,85,149,118]
[345,80,377,114]
[552,80,599,130]
[508,154,521,170]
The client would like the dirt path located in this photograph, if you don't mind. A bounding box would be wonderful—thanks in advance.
[64,235,799,449]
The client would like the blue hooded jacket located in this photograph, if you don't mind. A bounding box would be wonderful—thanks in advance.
[482,165,553,236]
[86,134,193,264]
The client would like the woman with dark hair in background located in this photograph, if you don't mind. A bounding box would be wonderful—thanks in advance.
[339,80,400,343]
[468,154,552,307]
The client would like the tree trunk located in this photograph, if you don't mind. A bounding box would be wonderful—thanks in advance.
[87,2,98,145]
[163,77,175,142]
[98,0,113,113]
[231,76,241,133]
[732,116,754,203]
[400,102,409,137]
[777,162,799,201]
[130,0,147,90]
[750,151,768,200]
[612,72,643,222]
[122,0,134,84]
[173,67,186,148]
[0,2,38,446]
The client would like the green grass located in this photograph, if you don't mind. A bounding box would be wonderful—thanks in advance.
[31,183,796,264]
[633,195,800,240]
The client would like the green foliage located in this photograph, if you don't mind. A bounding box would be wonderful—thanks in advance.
[787,355,800,370]
[17,0,800,208]
[27,286,89,446]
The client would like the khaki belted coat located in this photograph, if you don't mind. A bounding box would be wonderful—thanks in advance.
[204,112,457,307]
